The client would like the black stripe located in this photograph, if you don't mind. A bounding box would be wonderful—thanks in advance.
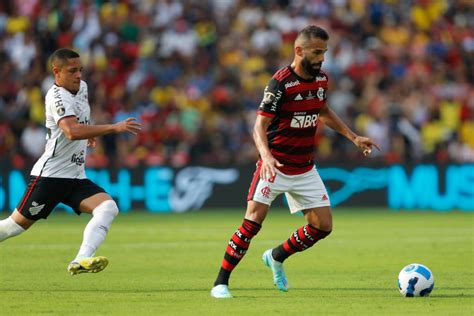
[267,116,281,144]
[274,159,314,168]
[287,239,300,252]
[271,144,314,155]
[269,128,316,138]
[224,253,239,265]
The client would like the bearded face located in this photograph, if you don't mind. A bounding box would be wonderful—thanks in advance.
[301,56,322,78]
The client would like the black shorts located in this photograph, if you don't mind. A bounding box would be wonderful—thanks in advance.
[15,176,106,220]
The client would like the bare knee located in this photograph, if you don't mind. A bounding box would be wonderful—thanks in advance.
[304,207,332,232]
[93,200,119,218]
[244,201,269,224]
[11,210,36,230]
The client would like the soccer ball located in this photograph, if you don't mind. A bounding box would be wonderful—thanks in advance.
[398,263,434,297]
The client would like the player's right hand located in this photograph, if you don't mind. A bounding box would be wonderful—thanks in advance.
[115,118,142,135]
[260,155,283,180]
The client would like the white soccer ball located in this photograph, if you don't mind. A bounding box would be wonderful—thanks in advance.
[398,263,434,297]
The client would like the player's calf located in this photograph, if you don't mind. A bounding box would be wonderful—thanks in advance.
[272,224,331,263]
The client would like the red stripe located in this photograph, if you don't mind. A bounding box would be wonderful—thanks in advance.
[273,67,291,81]
[272,134,316,146]
[257,110,275,118]
[17,176,40,213]
[282,100,325,112]
[232,234,249,248]
[247,161,262,201]
[225,245,243,259]
[240,225,255,239]
[289,234,303,250]
[242,220,260,235]
[221,259,234,271]
[283,240,296,254]
[237,227,253,240]
[297,228,311,245]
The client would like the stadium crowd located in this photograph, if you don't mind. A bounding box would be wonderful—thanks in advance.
[0,0,473,169]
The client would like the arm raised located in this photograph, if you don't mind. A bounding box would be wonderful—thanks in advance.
[319,105,380,156]
[59,117,142,141]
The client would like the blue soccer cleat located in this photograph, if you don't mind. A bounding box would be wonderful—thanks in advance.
[262,249,289,292]
[210,284,233,298]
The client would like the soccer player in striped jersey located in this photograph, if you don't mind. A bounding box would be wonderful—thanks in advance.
[211,25,380,298]
[0,48,141,275]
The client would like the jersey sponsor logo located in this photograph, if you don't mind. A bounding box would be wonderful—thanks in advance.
[317,87,325,101]
[315,76,327,82]
[294,93,303,101]
[290,113,319,128]
[284,80,300,89]
[71,150,85,166]
[29,201,45,216]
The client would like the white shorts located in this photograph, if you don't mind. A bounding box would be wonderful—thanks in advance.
[247,165,330,213]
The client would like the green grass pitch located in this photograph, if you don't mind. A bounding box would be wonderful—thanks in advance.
[0,208,472,315]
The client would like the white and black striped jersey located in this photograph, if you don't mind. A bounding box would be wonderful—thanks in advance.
[31,80,90,178]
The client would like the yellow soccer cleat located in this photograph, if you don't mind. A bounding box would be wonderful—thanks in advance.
[67,256,109,275]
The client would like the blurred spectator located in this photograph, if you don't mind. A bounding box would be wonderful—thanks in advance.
[20,121,46,159]
[0,0,473,169]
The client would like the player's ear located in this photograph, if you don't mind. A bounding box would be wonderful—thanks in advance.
[295,46,304,58]
[52,64,60,76]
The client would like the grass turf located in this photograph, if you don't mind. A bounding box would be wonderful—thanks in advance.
[0,208,472,315]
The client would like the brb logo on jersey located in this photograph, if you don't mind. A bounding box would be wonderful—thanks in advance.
[290,112,319,128]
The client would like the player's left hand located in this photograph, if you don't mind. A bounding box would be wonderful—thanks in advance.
[353,136,381,156]
[87,138,97,148]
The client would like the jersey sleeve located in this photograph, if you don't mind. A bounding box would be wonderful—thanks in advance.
[46,87,76,124]
[257,78,285,117]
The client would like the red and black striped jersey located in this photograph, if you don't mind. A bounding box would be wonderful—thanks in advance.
[257,66,328,175]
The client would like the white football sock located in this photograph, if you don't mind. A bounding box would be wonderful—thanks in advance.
[74,200,118,261]
[0,216,26,242]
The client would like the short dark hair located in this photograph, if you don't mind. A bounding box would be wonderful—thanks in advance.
[50,48,80,69]
[297,25,329,42]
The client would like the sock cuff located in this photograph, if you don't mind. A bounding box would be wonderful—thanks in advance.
[92,200,119,217]
[243,218,261,235]
[7,216,26,233]
[307,224,331,239]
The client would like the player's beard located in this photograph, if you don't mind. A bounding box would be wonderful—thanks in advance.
[301,57,321,78]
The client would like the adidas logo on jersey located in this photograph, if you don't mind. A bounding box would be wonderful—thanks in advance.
[294,94,303,101]
[290,114,319,128]
[285,80,300,89]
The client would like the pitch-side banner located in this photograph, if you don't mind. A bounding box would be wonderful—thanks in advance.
[0,164,472,212]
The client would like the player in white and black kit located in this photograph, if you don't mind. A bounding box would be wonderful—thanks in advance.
[0,48,141,275]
